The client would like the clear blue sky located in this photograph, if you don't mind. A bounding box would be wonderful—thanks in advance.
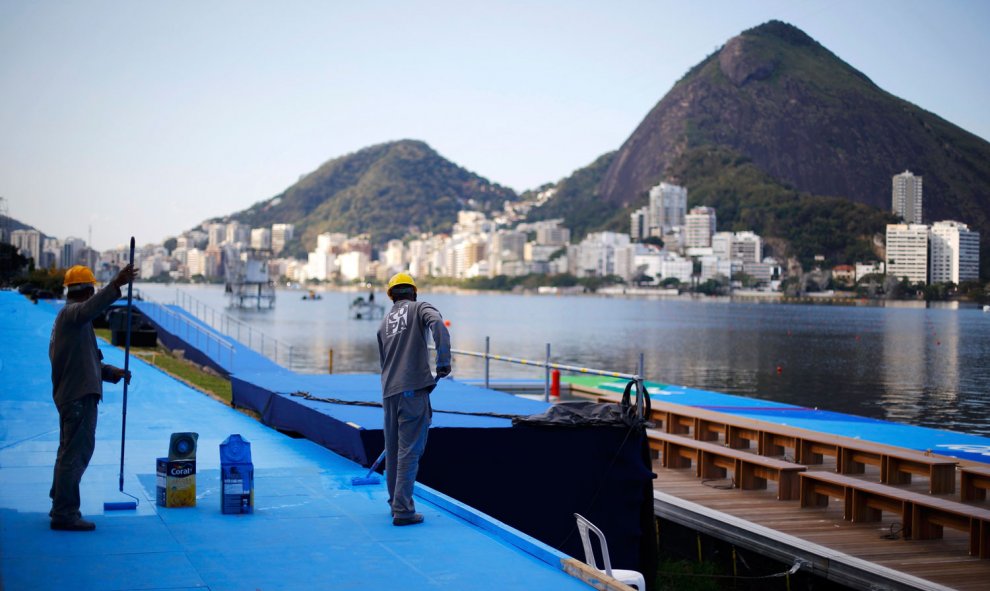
[2,0,988,251]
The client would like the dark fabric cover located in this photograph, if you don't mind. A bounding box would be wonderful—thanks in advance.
[511,400,644,428]
[418,423,657,584]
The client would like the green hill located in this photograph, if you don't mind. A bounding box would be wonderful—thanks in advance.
[225,140,515,255]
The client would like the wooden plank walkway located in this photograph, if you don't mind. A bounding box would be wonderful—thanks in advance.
[652,457,990,590]
[568,382,990,589]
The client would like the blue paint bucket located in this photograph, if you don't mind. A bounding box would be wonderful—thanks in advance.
[220,434,253,514]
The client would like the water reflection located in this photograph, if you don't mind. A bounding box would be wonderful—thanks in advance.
[135,284,990,435]
[881,308,962,427]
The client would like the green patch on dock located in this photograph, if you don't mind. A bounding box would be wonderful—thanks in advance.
[561,374,669,394]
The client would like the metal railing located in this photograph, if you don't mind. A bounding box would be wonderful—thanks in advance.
[443,337,649,418]
[174,289,296,369]
[137,300,237,372]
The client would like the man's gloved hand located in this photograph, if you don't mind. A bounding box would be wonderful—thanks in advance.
[436,366,451,379]
[110,367,132,385]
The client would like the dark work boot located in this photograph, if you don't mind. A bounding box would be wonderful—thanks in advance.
[392,513,424,526]
[51,517,96,531]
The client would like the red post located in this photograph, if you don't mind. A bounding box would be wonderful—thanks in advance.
[551,369,561,399]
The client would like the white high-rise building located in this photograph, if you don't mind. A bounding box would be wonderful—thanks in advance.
[892,170,923,224]
[42,237,61,268]
[886,224,929,284]
[535,224,570,246]
[648,182,687,235]
[574,232,631,278]
[384,239,406,270]
[730,231,762,264]
[685,206,717,248]
[186,248,206,278]
[250,228,272,251]
[10,229,42,264]
[493,231,526,261]
[207,223,226,247]
[929,221,980,284]
[712,231,761,263]
[337,251,369,282]
[271,223,294,254]
[225,221,249,246]
[61,237,86,267]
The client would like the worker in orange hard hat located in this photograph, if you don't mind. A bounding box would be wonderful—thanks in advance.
[377,272,451,526]
[49,262,137,531]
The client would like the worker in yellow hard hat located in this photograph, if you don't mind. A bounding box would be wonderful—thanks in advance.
[377,271,451,526]
[49,262,137,531]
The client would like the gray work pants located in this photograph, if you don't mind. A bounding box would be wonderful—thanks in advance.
[383,389,432,519]
[50,394,99,523]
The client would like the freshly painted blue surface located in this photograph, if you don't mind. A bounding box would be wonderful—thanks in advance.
[138,300,551,429]
[584,378,990,464]
[0,292,591,591]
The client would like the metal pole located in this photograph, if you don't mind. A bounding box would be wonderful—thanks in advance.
[544,343,551,403]
[484,336,490,390]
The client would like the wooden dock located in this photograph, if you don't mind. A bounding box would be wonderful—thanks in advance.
[570,384,990,590]
[652,462,990,590]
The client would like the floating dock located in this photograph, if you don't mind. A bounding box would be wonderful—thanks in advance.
[9,287,990,590]
[568,376,990,590]
[0,291,618,591]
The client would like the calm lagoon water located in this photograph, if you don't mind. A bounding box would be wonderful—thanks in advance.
[136,284,990,436]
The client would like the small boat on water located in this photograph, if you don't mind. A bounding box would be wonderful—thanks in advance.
[349,295,384,320]
[302,290,322,301]
[984,304,990,312]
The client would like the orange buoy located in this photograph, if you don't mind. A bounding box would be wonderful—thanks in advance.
[443,319,451,327]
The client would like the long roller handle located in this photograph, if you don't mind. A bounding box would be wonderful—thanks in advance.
[117,237,135,493]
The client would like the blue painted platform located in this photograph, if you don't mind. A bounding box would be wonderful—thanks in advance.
[127,298,658,575]
[0,291,594,591]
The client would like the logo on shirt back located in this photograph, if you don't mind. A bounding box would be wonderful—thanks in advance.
[386,303,409,337]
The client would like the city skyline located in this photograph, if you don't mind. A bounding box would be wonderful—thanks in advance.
[2,1,989,251]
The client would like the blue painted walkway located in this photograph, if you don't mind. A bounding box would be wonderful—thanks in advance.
[0,291,593,591]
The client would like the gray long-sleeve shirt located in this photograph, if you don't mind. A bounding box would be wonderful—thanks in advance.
[49,283,122,407]
[377,299,451,399]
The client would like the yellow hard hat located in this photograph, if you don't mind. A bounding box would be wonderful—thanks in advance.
[63,265,97,288]
[387,272,416,296]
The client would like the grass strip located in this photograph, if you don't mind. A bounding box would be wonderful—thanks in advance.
[95,328,233,404]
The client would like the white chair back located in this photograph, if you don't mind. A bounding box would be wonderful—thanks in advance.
[573,512,647,590]
[574,512,613,574]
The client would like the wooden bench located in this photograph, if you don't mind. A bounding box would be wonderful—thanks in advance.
[648,429,806,500]
[799,471,990,558]
[838,442,957,494]
[578,388,958,493]
[962,465,990,502]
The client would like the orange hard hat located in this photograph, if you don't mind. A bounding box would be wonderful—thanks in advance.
[63,265,97,288]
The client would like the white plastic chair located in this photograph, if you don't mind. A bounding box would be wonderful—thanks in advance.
[573,513,647,590]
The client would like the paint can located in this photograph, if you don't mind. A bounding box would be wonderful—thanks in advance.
[220,434,254,514]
